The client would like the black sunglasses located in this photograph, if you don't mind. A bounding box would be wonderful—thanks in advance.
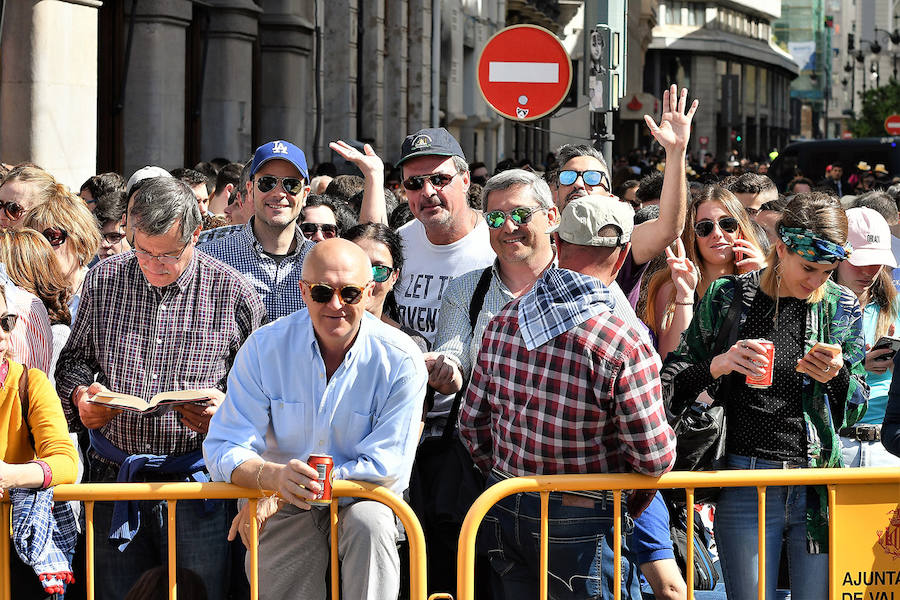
[303,281,368,305]
[300,223,338,238]
[694,217,740,238]
[256,175,305,195]
[372,264,396,283]
[0,313,17,333]
[0,200,25,222]
[402,172,458,191]
[42,227,68,248]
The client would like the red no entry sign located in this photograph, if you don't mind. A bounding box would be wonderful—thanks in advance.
[477,25,572,122]
[885,114,900,135]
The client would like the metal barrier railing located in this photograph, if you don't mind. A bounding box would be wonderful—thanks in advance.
[1,480,428,600]
[455,467,900,600]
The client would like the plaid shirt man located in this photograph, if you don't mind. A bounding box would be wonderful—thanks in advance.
[200,218,313,321]
[460,268,675,477]
[55,250,265,461]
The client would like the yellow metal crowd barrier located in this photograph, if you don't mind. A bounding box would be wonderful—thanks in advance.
[456,467,900,600]
[1,480,429,600]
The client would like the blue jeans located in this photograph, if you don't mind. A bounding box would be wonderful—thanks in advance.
[714,454,828,600]
[477,474,641,600]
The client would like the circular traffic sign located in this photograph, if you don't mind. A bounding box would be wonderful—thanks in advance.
[477,25,572,122]
[885,114,900,135]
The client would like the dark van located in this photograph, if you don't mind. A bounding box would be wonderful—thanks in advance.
[769,137,900,192]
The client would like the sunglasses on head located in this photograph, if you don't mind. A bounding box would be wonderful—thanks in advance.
[401,172,458,191]
[694,216,740,238]
[484,206,548,229]
[372,264,396,283]
[0,200,24,222]
[0,313,17,333]
[42,227,68,248]
[557,169,610,190]
[255,175,305,195]
[300,223,339,238]
[303,281,368,305]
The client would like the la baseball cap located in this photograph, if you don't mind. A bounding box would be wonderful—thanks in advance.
[397,127,466,166]
[556,195,635,247]
[125,166,172,197]
[249,140,309,181]
[846,207,898,268]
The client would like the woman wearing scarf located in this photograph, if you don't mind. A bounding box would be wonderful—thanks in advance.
[661,192,868,600]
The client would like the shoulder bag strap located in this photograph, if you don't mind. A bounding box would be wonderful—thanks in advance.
[441,267,494,441]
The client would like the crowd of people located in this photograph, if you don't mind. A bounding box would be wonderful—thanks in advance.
[1,81,897,600]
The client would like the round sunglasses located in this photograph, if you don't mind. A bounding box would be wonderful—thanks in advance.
[0,313,17,333]
[0,200,25,222]
[300,223,338,239]
[42,227,68,248]
[484,206,548,229]
[401,172,458,191]
[302,281,368,305]
[557,169,610,190]
[694,216,739,238]
[372,264,396,283]
[256,175,305,195]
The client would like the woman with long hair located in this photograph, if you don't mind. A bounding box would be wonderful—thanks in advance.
[644,185,766,356]
[0,165,58,230]
[23,186,101,319]
[661,192,867,600]
[832,207,900,467]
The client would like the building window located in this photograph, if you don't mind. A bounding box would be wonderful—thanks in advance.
[760,68,768,107]
[687,3,706,26]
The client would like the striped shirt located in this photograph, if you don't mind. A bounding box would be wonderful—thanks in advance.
[55,250,265,461]
[199,218,314,322]
[460,268,676,478]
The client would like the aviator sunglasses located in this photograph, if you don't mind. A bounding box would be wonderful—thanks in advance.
[694,216,739,238]
[557,169,610,190]
[484,206,548,229]
[401,172,458,191]
[303,281,368,305]
[255,175,305,195]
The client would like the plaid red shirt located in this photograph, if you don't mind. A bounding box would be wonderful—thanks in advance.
[460,297,676,478]
[55,250,265,460]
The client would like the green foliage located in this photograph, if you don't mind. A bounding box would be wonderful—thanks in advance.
[850,79,900,137]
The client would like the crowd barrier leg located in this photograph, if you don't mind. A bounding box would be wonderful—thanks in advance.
[758,486,766,600]
[1,503,9,600]
[85,500,95,600]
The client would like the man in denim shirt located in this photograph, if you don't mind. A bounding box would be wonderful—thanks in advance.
[204,238,427,600]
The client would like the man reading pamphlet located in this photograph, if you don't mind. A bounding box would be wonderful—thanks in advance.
[86,389,217,414]
[55,177,265,600]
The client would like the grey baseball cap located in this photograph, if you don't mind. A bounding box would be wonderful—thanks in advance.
[557,195,635,247]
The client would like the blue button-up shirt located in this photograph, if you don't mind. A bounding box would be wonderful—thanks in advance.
[199,218,314,322]
[203,311,427,495]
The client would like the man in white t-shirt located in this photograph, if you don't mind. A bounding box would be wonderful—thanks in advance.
[393,128,495,347]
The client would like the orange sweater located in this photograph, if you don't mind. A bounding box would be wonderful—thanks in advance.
[0,360,77,486]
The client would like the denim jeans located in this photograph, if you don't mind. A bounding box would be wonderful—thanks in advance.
[714,454,828,600]
[840,435,900,468]
[88,460,229,600]
[477,474,641,600]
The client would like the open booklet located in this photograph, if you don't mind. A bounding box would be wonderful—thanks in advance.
[85,390,215,414]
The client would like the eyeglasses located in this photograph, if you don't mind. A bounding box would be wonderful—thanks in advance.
[484,206,548,229]
[102,231,126,245]
[0,313,17,333]
[300,223,339,239]
[302,281,368,305]
[0,200,25,222]
[372,264,396,283]
[745,207,761,217]
[42,227,68,248]
[133,241,190,265]
[694,216,740,238]
[255,175,305,195]
[557,169,610,190]
[401,172,458,191]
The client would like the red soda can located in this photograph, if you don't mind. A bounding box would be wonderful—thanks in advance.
[745,340,775,388]
[307,454,334,504]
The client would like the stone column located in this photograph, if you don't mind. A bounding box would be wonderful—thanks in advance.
[0,0,102,188]
[358,0,385,149]
[383,0,408,162]
[119,0,192,177]
[321,0,358,148]
[407,0,433,134]
[200,0,261,163]
[257,1,315,154]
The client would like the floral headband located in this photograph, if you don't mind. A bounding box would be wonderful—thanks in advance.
[779,226,852,264]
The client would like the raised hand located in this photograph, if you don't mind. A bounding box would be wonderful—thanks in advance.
[733,237,767,273]
[644,84,699,154]
[329,140,384,180]
[664,239,699,303]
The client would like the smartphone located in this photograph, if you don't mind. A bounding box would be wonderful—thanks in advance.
[804,341,842,360]
[733,235,744,263]
[871,336,900,360]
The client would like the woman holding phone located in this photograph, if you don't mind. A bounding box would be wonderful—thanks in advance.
[643,185,766,356]
[832,207,900,467]
[661,192,868,600]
